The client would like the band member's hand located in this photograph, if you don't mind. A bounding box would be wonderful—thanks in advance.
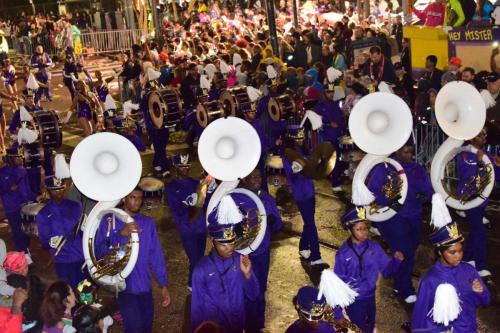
[476,149,484,161]
[240,255,252,279]
[494,156,500,167]
[394,251,404,262]
[330,121,338,128]
[10,184,18,192]
[472,278,484,293]
[120,223,139,236]
[11,288,28,314]
[275,138,283,146]
[161,286,171,308]
[291,161,303,174]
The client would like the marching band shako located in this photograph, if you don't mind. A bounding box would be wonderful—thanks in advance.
[349,92,412,222]
[430,81,495,210]
[70,132,142,289]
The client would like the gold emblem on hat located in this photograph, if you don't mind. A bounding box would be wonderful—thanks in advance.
[446,223,460,239]
[310,303,325,317]
[297,128,305,139]
[223,228,235,241]
[356,207,366,220]
[54,178,63,187]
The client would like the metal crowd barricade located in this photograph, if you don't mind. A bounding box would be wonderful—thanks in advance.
[413,122,447,168]
[80,29,142,55]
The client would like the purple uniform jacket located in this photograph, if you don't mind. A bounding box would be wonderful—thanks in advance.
[249,118,272,157]
[334,239,400,299]
[96,213,168,293]
[283,152,315,201]
[411,261,490,333]
[9,104,42,134]
[2,65,16,86]
[35,199,84,263]
[367,159,433,218]
[30,53,52,80]
[191,251,260,332]
[165,177,207,235]
[0,165,36,213]
[285,320,336,333]
[313,99,345,144]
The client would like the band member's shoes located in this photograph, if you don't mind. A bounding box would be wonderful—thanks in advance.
[299,250,311,260]
[479,270,492,278]
[154,166,162,171]
[187,286,192,293]
[332,186,343,193]
[404,295,417,304]
[310,259,329,268]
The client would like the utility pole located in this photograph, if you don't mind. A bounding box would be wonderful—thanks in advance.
[263,0,279,55]
[292,0,299,29]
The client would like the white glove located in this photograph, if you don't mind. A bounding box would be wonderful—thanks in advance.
[62,325,76,333]
[207,179,217,194]
[291,161,303,174]
[183,193,198,206]
[49,235,63,249]
[102,315,114,333]
[71,74,78,82]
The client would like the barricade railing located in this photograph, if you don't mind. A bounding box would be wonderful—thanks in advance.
[413,122,447,168]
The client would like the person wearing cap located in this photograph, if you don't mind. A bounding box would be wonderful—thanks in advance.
[8,89,43,136]
[282,125,327,267]
[30,45,52,102]
[95,187,170,333]
[285,286,335,332]
[0,147,36,253]
[165,153,211,289]
[62,53,78,99]
[367,140,433,304]
[305,68,324,93]
[35,176,86,288]
[240,168,283,333]
[447,57,462,75]
[334,208,404,332]
[411,209,490,332]
[191,193,260,333]
[455,128,500,282]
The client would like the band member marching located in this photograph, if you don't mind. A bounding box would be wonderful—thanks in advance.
[70,80,100,137]
[30,45,53,102]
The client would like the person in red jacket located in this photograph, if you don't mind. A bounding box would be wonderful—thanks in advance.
[0,288,27,333]
[413,0,446,26]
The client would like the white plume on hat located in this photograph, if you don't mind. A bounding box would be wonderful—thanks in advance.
[220,60,229,74]
[480,89,496,108]
[326,67,342,83]
[147,67,161,81]
[104,94,117,110]
[20,106,33,122]
[431,193,452,229]
[378,81,394,94]
[318,269,358,308]
[300,110,322,130]
[352,180,375,206]
[27,73,40,90]
[215,194,243,225]
[333,86,346,101]
[247,86,263,102]
[17,125,38,145]
[233,53,243,67]
[54,154,71,179]
[200,74,211,90]
[266,65,277,79]
[432,283,461,326]
[123,100,140,116]
[204,63,217,81]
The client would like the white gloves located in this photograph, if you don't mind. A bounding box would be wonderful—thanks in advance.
[292,161,303,174]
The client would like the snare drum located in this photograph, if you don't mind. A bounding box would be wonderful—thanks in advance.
[147,88,183,129]
[268,94,296,122]
[21,202,46,237]
[32,110,62,149]
[196,99,225,128]
[219,86,253,116]
[265,154,287,187]
[138,177,164,209]
[23,143,45,169]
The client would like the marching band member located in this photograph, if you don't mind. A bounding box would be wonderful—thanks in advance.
[240,168,283,333]
[62,54,78,99]
[36,176,86,288]
[93,70,115,105]
[0,147,36,253]
[191,193,260,333]
[282,125,327,267]
[30,45,52,102]
[367,140,433,303]
[334,208,404,332]
[70,80,100,137]
[165,153,209,289]
[95,187,170,333]
[8,89,42,136]
[456,128,500,282]
[0,90,19,154]
[181,62,202,149]
[1,58,18,109]
[412,197,491,332]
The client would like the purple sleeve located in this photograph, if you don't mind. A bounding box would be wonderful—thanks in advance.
[469,268,491,306]
[9,110,20,134]
[165,184,187,222]
[242,265,260,301]
[417,166,434,201]
[149,222,169,287]
[261,192,283,232]
[411,276,437,332]
[367,164,390,207]
[372,241,400,278]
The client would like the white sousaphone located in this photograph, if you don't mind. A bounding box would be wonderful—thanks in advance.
[430,81,495,210]
[198,117,267,255]
[70,132,142,289]
[349,92,413,222]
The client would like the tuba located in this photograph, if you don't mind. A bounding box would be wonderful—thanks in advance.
[198,117,267,255]
[430,81,495,210]
[70,132,142,289]
[349,92,413,222]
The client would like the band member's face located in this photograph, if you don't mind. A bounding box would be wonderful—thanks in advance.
[176,165,189,177]
[244,111,256,121]
[11,156,23,167]
[242,169,262,192]
[487,79,500,95]
[49,188,65,202]
[440,242,463,267]
[123,190,143,213]
[350,222,369,243]
[26,96,35,106]
[396,146,414,163]
[213,240,235,258]
[294,138,304,147]
[36,46,43,54]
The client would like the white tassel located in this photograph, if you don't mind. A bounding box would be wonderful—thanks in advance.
[266,65,277,79]
[147,68,161,81]
[123,101,140,116]
[432,283,461,326]
[204,64,217,81]
[300,110,323,130]
[17,126,38,144]
[318,269,358,308]
[431,193,452,229]
[54,154,71,179]
[351,180,375,206]
[104,94,117,110]
[20,106,33,122]
[247,86,263,102]
[480,90,496,108]
[220,60,229,74]
[326,67,342,83]
[215,195,243,225]
[200,74,211,90]
[27,73,40,90]
[233,53,242,67]
[378,82,394,94]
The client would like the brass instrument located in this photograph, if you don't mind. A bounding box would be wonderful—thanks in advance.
[442,164,493,204]
[284,142,337,179]
[369,165,404,214]
[233,209,262,251]
[324,305,363,333]
[189,175,213,222]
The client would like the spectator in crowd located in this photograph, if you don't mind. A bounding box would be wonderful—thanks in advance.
[422,55,443,90]
[363,45,396,84]
[461,67,476,85]
[413,0,446,26]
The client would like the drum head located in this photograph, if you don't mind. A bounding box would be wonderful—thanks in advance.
[268,98,282,122]
[139,177,164,192]
[147,91,166,129]
[196,104,209,128]
[33,110,62,149]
